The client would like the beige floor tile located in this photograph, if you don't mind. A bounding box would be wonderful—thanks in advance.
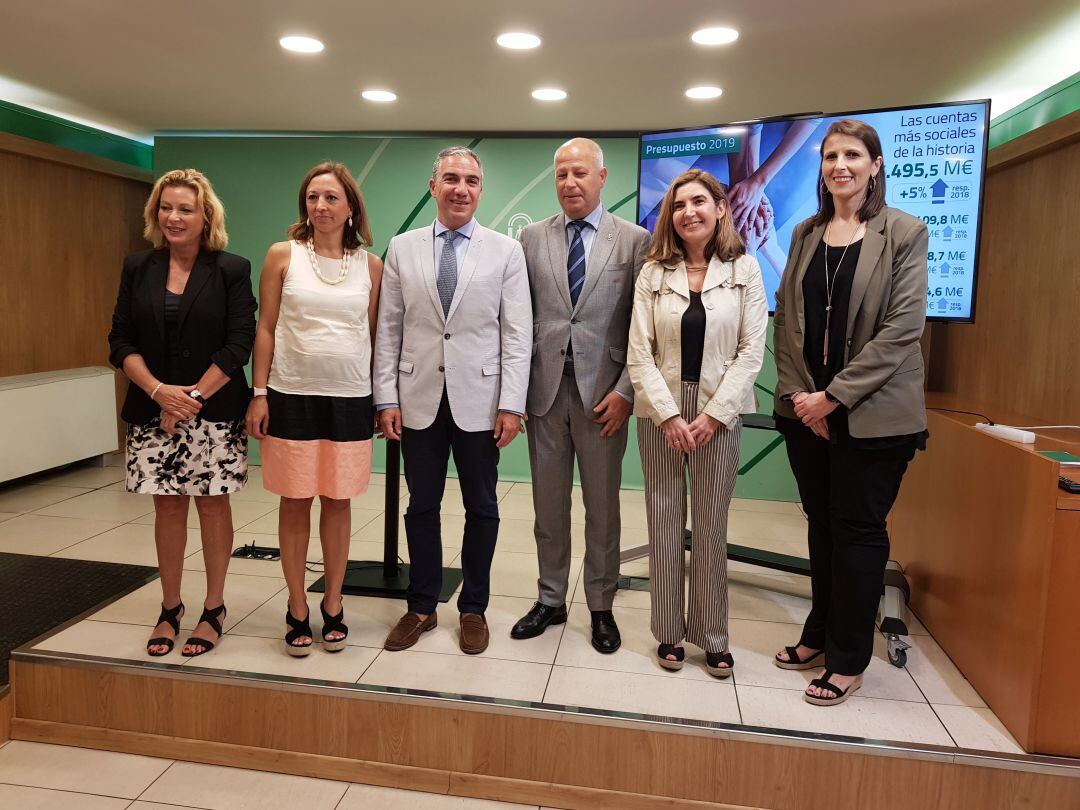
[0,740,171,798]
[228,589,402,649]
[0,511,16,523]
[103,451,125,467]
[727,618,927,703]
[339,784,531,809]
[736,685,954,746]
[728,579,810,625]
[489,550,581,600]
[726,510,808,553]
[497,490,585,525]
[181,632,379,681]
[729,497,804,516]
[554,604,718,682]
[904,634,987,707]
[34,490,155,522]
[0,784,129,809]
[184,531,284,577]
[0,483,91,513]
[617,491,649,530]
[33,619,179,661]
[544,665,740,724]
[400,595,564,665]
[88,572,285,634]
[37,465,126,488]
[239,506,383,537]
[140,760,347,810]
[51,523,201,566]
[932,705,1026,754]
[352,512,464,549]
[359,649,550,702]
[0,514,120,555]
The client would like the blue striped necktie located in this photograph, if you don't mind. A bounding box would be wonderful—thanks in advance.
[567,220,588,306]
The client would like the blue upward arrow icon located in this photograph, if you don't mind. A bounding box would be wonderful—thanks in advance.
[931,179,949,204]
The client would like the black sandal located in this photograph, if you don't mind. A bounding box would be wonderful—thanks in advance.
[182,604,226,658]
[774,645,825,671]
[320,600,348,652]
[804,670,863,706]
[706,650,735,679]
[657,643,685,671]
[285,608,313,657]
[146,601,184,657]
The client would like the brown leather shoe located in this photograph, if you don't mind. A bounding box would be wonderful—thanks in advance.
[384,611,436,651]
[459,613,489,655]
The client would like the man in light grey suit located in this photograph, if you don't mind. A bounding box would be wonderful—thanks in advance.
[374,146,532,656]
[511,138,650,653]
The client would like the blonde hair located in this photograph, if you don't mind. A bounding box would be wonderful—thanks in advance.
[646,169,744,265]
[143,169,228,251]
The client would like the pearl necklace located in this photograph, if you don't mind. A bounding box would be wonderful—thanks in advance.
[306,238,351,285]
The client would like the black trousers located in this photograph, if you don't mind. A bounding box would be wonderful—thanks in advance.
[401,391,500,616]
[778,416,916,675]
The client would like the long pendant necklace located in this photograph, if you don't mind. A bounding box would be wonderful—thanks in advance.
[822,221,861,364]
[306,238,351,285]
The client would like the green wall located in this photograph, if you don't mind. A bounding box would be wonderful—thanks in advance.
[154,134,799,500]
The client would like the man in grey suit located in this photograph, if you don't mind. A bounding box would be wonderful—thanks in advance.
[512,138,650,653]
[374,146,532,655]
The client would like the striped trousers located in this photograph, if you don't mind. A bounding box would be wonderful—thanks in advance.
[638,381,741,653]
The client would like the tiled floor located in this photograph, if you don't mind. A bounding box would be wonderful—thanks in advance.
[0,740,543,809]
[5,456,1025,758]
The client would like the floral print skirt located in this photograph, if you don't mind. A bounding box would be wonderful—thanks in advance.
[125,417,248,496]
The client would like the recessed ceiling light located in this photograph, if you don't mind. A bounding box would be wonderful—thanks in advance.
[691,27,739,46]
[686,86,723,100]
[532,88,567,101]
[497,32,542,50]
[362,89,397,103]
[279,36,324,54]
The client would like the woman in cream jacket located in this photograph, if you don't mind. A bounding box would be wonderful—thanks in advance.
[628,169,768,677]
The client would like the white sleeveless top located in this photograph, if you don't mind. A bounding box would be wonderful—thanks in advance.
[268,241,372,397]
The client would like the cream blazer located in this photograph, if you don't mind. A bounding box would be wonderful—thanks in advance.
[628,253,768,427]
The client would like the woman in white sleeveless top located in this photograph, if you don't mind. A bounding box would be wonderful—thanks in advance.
[246,162,383,656]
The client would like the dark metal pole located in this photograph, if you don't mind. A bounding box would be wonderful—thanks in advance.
[383,439,400,578]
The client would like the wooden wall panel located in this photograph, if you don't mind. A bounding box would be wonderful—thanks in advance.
[925,128,1080,423]
[0,148,149,441]
[0,149,149,376]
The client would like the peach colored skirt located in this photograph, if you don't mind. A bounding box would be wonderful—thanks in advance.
[260,437,372,500]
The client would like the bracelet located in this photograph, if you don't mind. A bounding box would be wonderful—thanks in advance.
[150,382,163,401]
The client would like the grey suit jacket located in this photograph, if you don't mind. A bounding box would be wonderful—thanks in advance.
[373,222,533,432]
[772,206,929,438]
[519,210,650,415]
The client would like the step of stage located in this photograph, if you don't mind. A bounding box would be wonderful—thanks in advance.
[8,649,1080,810]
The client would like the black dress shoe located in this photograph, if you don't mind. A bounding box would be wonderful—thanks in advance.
[511,602,568,639]
[590,610,621,653]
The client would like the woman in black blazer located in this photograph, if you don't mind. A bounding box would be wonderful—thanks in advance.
[771,120,928,706]
[108,169,256,658]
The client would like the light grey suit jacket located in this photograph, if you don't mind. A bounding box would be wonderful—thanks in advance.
[373,222,533,432]
[773,206,929,438]
[519,210,650,415]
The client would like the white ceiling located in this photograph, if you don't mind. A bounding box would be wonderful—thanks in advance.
[1,0,1077,139]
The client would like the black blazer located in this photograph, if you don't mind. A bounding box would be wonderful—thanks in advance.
[108,248,257,425]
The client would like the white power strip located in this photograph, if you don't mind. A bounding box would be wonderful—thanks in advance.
[974,423,1037,444]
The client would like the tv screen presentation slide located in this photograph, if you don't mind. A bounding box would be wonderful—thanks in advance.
[637,100,990,321]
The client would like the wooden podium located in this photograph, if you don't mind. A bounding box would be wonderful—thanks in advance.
[890,397,1080,756]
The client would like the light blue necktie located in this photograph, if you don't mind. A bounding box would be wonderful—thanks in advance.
[437,230,459,316]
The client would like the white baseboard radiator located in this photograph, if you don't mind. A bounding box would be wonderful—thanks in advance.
[0,367,119,484]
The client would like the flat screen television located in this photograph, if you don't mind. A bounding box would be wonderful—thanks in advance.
[637,100,990,322]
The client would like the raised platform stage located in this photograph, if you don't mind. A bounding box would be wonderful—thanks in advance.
[9,623,1080,810]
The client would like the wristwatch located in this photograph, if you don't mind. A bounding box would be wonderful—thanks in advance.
[824,390,841,404]
[253,387,268,397]
[189,389,205,404]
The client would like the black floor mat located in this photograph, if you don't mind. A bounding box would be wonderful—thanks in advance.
[0,552,157,685]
